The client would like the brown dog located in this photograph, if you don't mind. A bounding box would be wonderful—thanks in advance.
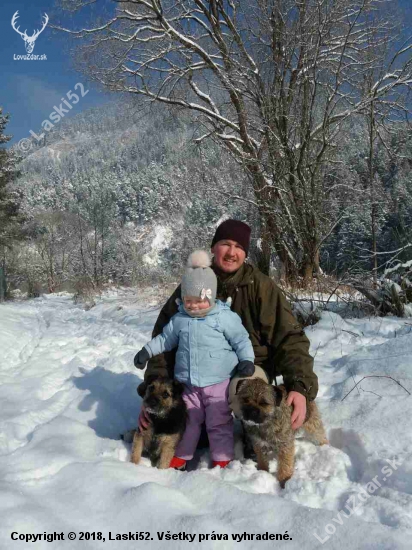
[130,377,187,469]
[235,378,328,487]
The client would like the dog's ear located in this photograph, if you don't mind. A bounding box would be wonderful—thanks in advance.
[235,379,249,394]
[172,379,185,396]
[272,386,283,407]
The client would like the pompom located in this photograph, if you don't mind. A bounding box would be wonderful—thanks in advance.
[187,250,211,268]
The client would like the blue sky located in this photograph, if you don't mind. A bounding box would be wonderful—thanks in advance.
[2,0,112,147]
[2,0,411,148]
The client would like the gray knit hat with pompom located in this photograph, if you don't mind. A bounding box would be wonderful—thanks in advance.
[181,250,217,307]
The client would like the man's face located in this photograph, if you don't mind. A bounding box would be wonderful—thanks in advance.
[211,239,246,273]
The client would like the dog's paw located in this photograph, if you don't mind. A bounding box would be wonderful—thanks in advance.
[278,477,291,489]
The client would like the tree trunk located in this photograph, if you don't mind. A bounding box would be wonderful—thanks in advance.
[275,249,299,287]
[255,227,271,276]
[0,266,7,302]
[93,221,98,286]
[369,99,378,289]
[48,248,55,293]
[300,248,320,285]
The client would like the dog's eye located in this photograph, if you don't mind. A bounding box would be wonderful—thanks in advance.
[162,391,170,399]
[259,400,270,406]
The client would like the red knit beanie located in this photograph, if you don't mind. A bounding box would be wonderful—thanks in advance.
[211,220,251,254]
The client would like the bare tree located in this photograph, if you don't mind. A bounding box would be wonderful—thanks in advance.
[55,0,412,283]
[29,212,75,293]
[357,11,408,288]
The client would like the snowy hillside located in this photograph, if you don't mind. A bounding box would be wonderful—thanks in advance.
[0,291,411,549]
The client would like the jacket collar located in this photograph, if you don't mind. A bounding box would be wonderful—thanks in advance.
[213,262,254,299]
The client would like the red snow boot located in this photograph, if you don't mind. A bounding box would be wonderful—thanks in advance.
[212,460,231,469]
[169,456,187,470]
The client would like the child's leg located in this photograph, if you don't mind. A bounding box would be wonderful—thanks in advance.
[203,380,234,462]
[174,384,205,461]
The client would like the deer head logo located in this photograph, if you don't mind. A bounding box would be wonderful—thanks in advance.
[11,11,49,54]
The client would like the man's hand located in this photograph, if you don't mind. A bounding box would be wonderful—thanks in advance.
[138,405,151,432]
[286,391,306,430]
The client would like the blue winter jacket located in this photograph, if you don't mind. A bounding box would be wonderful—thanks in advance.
[144,300,254,387]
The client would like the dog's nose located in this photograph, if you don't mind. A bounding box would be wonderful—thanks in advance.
[244,406,261,423]
[146,397,158,407]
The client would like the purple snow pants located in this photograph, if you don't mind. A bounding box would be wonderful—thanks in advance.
[175,379,234,462]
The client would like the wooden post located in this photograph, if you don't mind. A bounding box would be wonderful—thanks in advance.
[0,266,7,301]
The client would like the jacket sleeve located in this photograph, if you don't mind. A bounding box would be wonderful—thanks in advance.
[144,316,179,358]
[258,279,318,401]
[222,310,255,363]
[144,285,181,380]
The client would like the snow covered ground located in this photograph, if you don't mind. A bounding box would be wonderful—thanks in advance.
[1,290,411,549]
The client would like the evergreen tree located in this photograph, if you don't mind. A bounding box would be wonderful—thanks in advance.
[0,107,21,248]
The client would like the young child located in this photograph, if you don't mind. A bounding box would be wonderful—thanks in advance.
[134,250,255,470]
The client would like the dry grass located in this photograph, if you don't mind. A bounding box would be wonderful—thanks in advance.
[277,273,376,325]
[73,277,101,310]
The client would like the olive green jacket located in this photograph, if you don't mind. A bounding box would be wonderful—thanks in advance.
[145,263,318,401]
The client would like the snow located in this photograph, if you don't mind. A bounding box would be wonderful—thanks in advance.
[1,290,412,549]
[142,226,174,266]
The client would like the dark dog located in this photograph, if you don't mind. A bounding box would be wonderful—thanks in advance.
[130,376,187,469]
[236,378,328,487]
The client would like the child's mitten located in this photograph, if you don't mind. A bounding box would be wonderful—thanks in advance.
[237,360,255,377]
[134,348,150,369]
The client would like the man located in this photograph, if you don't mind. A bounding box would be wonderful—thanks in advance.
[140,219,318,431]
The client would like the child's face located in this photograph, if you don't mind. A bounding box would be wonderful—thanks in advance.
[183,296,210,311]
